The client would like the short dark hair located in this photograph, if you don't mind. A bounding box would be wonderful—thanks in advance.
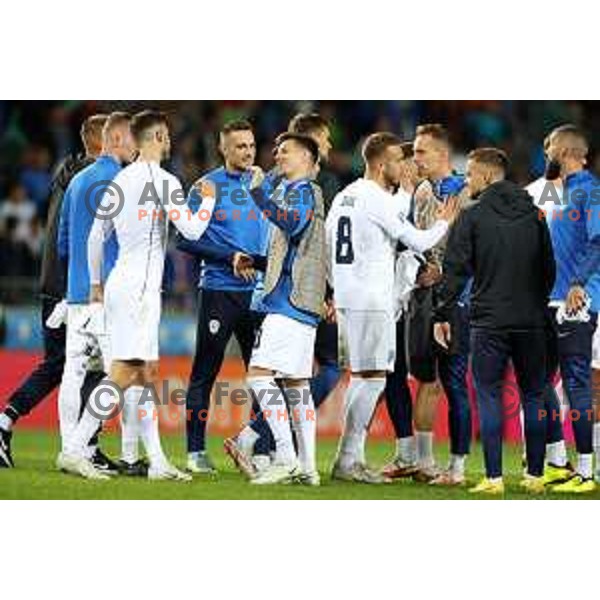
[130,110,169,143]
[415,123,450,148]
[288,113,329,135]
[400,141,414,159]
[80,114,108,148]
[276,132,319,164]
[220,118,253,136]
[103,111,131,136]
[361,132,403,165]
[468,147,510,176]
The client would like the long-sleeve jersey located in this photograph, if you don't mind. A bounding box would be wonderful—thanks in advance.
[175,166,269,291]
[41,153,94,298]
[250,177,322,326]
[548,169,600,312]
[57,155,121,304]
[87,160,215,298]
[326,177,449,313]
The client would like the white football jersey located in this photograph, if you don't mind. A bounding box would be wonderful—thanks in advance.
[88,161,215,297]
[326,178,448,312]
[525,177,563,223]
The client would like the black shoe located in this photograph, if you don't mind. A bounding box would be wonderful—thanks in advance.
[91,449,119,475]
[117,459,149,477]
[0,428,14,468]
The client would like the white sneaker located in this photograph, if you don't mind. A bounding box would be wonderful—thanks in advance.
[250,463,298,485]
[148,463,192,482]
[57,452,110,480]
[294,471,321,486]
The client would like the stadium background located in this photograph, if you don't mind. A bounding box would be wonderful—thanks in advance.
[1,100,598,443]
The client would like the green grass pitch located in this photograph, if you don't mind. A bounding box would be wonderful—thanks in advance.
[1,430,598,499]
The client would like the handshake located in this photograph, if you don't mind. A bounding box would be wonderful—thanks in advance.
[232,252,257,282]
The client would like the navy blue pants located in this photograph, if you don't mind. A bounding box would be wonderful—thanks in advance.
[385,313,413,439]
[439,306,472,456]
[4,295,103,442]
[542,316,565,446]
[311,319,341,408]
[186,289,270,453]
[471,328,548,478]
[546,310,597,455]
[407,298,472,455]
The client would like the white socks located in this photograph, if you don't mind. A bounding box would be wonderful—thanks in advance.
[121,386,143,464]
[248,376,296,466]
[546,440,568,467]
[65,378,117,456]
[449,454,466,476]
[58,354,88,451]
[577,453,593,479]
[593,423,600,474]
[415,430,434,468]
[138,394,168,470]
[396,436,416,464]
[236,424,260,454]
[286,382,317,474]
[337,377,385,471]
[0,413,13,432]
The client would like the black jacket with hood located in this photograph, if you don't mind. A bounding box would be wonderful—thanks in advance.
[435,180,556,330]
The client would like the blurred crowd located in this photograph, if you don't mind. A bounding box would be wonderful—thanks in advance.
[1,100,598,305]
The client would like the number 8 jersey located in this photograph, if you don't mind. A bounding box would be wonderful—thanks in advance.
[326,178,449,313]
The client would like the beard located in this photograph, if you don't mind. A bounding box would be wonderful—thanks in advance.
[544,158,562,180]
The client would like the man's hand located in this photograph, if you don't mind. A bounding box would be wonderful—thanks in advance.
[232,252,256,282]
[324,298,336,323]
[195,178,216,199]
[416,262,442,288]
[566,285,587,315]
[436,196,461,225]
[90,284,103,304]
[248,166,265,190]
[434,322,452,350]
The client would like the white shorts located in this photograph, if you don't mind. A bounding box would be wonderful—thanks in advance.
[105,281,161,362]
[250,313,316,379]
[337,309,396,372]
[593,322,600,369]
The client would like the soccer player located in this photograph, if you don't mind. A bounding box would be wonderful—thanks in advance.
[327,132,459,483]
[522,148,572,481]
[176,119,269,474]
[434,148,555,495]
[57,110,217,480]
[287,113,339,409]
[407,123,472,485]
[0,114,108,469]
[541,125,600,493]
[56,111,136,472]
[241,132,327,485]
[224,113,337,476]
[528,138,600,484]
[381,141,423,477]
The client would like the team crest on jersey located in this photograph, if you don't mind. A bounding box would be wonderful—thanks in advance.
[209,319,221,335]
